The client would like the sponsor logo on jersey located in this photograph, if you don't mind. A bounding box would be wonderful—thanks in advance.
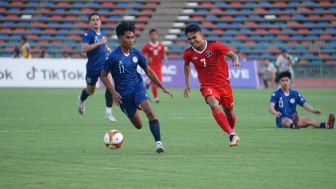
[192,57,198,60]
[132,56,138,63]
[205,51,212,57]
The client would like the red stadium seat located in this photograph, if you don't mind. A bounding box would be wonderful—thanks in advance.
[219,15,233,20]
[274,1,286,5]
[230,2,242,6]
[212,28,223,33]
[203,21,214,27]
[254,8,266,13]
[11,1,23,6]
[57,2,70,6]
[200,2,213,6]
[321,34,332,39]
[255,28,266,33]
[308,14,321,19]
[145,2,158,7]
[297,28,309,33]
[279,15,291,19]
[44,28,57,33]
[192,15,204,20]
[51,15,63,20]
[112,9,124,13]
[137,15,150,20]
[142,9,154,13]
[245,21,257,27]
[39,8,50,13]
[268,28,280,33]
[278,34,289,39]
[102,2,114,6]
[298,7,311,12]
[211,8,223,13]
[287,21,300,26]
[236,34,248,39]
[320,1,331,5]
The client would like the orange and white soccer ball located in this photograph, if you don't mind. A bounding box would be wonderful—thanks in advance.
[104,130,124,149]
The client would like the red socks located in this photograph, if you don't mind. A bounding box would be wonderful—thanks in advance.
[227,113,236,130]
[152,85,158,99]
[212,108,233,135]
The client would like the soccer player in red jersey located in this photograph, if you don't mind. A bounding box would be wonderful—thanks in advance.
[183,24,240,147]
[142,29,167,103]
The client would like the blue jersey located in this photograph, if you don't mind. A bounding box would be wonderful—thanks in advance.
[270,88,306,118]
[82,29,108,73]
[103,47,148,97]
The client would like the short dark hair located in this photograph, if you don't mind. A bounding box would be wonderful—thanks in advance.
[116,21,135,37]
[88,13,100,21]
[149,29,158,35]
[278,71,291,80]
[184,24,201,35]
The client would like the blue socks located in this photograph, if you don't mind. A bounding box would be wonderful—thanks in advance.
[105,89,113,108]
[149,119,161,142]
[80,89,89,101]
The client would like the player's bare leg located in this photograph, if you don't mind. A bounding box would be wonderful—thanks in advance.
[207,96,239,147]
[77,85,96,115]
[140,100,165,153]
[130,111,143,129]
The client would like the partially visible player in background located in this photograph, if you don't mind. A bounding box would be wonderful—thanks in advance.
[183,24,240,147]
[269,71,335,129]
[77,13,116,122]
[141,29,167,103]
[20,35,31,58]
[100,21,173,153]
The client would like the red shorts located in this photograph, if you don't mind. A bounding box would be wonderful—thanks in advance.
[200,85,234,109]
[150,66,162,81]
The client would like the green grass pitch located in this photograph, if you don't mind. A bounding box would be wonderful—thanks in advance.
[0,88,335,189]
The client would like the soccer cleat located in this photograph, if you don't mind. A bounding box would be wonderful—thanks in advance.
[229,135,240,147]
[104,112,117,122]
[327,113,335,129]
[155,141,165,153]
[77,96,85,115]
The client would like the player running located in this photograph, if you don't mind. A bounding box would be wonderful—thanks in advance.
[141,29,168,103]
[183,24,240,147]
[269,71,335,129]
[77,13,116,122]
[100,21,173,153]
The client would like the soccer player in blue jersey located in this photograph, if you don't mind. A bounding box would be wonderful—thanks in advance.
[77,13,116,122]
[100,21,173,153]
[269,71,334,129]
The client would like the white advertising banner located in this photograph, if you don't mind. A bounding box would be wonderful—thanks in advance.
[0,58,87,88]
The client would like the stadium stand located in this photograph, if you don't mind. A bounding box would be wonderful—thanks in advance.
[0,0,335,64]
[0,0,160,58]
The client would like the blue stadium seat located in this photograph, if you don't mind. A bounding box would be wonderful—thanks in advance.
[215,2,227,7]
[240,28,252,33]
[3,21,15,26]
[197,9,209,13]
[288,1,301,5]
[206,15,218,20]
[69,8,81,13]
[116,2,128,7]
[72,2,84,6]
[125,8,139,13]
[241,8,252,13]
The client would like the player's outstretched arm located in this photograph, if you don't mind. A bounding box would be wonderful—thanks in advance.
[81,37,108,53]
[269,103,282,117]
[226,51,240,67]
[144,67,173,98]
[303,103,322,114]
[100,70,122,105]
[184,63,191,97]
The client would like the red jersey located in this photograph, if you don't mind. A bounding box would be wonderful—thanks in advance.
[142,42,165,69]
[183,41,231,88]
